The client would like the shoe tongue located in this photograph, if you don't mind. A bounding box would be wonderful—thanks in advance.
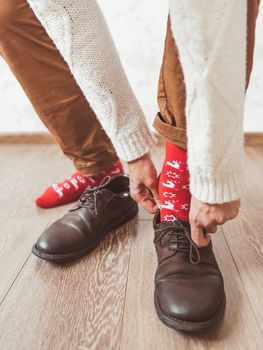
[81,175,120,197]
[180,220,190,231]
[153,211,190,232]
[81,176,110,195]
[98,175,112,188]
[154,219,183,233]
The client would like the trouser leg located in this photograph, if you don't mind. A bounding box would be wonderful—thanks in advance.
[0,0,118,176]
[153,0,260,148]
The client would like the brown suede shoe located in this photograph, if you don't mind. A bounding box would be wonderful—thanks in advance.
[32,175,138,263]
[153,212,226,333]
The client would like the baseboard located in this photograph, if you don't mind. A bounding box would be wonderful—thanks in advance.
[155,131,263,147]
[244,132,263,146]
[0,133,55,144]
[0,132,262,146]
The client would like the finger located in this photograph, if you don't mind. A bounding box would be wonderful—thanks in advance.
[190,221,211,247]
[141,198,158,214]
[198,215,218,232]
[148,185,160,208]
[204,225,217,234]
[131,190,158,214]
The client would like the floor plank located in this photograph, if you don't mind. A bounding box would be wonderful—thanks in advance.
[120,221,263,350]
[0,220,136,350]
[0,143,149,302]
[1,144,263,350]
[221,147,263,333]
[0,144,73,301]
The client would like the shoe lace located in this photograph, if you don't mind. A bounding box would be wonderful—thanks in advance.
[154,217,200,264]
[71,176,112,215]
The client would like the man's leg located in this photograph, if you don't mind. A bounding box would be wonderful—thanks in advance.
[0,0,123,208]
[154,0,260,222]
[153,16,190,223]
[153,0,260,332]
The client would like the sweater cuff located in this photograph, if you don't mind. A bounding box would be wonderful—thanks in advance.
[190,171,243,204]
[114,124,157,162]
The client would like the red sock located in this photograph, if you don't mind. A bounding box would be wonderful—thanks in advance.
[159,142,191,222]
[35,160,124,209]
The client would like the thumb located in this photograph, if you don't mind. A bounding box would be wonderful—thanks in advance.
[190,220,211,247]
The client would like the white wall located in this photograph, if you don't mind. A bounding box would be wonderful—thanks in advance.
[0,0,262,133]
[244,4,263,132]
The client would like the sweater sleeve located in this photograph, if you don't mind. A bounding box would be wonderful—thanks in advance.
[169,0,247,203]
[27,0,157,162]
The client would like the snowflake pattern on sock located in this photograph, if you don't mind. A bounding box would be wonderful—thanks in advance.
[159,143,191,222]
[35,160,124,208]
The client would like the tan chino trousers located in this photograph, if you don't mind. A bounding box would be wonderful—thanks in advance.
[0,0,118,176]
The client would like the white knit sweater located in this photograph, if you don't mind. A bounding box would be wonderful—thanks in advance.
[27,0,247,204]
[27,0,157,162]
[169,0,247,203]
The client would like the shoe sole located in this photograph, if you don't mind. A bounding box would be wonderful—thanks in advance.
[32,205,139,264]
[154,290,226,333]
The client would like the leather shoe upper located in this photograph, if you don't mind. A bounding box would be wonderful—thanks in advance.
[153,211,225,323]
[35,175,138,256]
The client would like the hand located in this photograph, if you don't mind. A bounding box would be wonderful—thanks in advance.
[189,196,241,247]
[128,153,159,214]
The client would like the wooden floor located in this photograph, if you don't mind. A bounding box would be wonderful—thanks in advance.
[0,144,263,350]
